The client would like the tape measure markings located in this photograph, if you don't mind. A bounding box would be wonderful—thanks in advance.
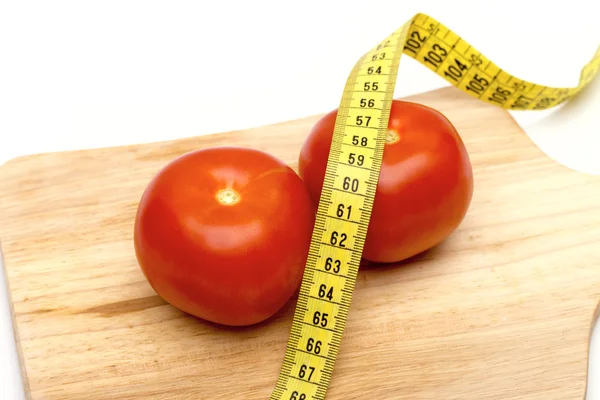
[270,12,599,400]
[403,14,600,109]
[270,24,407,400]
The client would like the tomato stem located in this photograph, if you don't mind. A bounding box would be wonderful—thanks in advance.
[385,129,400,144]
[216,188,240,206]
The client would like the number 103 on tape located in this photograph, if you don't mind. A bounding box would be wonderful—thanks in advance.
[269,12,600,400]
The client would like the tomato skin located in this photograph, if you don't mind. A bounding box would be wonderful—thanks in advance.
[134,146,316,326]
[299,100,474,263]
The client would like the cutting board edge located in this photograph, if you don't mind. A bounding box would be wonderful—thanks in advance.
[0,107,323,178]
[0,249,33,400]
[585,300,600,396]
[0,86,591,180]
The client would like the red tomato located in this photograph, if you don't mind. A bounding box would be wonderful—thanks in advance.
[134,146,316,326]
[298,100,474,264]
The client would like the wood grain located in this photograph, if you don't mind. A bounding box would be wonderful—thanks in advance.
[1,86,599,400]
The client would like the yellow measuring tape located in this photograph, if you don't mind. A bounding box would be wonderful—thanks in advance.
[269,12,600,400]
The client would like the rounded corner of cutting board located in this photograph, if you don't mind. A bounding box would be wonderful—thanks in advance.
[0,153,39,182]
[0,86,599,399]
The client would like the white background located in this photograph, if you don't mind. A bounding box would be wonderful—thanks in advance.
[1,1,599,398]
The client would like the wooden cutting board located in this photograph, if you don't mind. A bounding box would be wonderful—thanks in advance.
[1,86,599,400]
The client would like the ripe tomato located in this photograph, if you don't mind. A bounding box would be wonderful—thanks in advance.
[134,146,316,326]
[298,100,474,263]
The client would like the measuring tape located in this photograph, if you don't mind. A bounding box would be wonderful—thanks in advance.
[269,12,600,400]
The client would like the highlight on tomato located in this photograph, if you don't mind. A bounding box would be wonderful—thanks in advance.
[298,99,474,264]
[134,146,316,326]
